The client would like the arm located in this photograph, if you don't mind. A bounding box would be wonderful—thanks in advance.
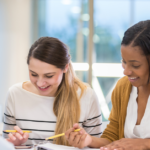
[83,89,102,138]
[66,81,123,148]
[65,123,111,148]
[144,139,150,149]
[89,136,110,148]
[100,138,150,150]
[87,81,123,147]
[3,89,29,146]
[65,89,110,148]
[3,89,17,138]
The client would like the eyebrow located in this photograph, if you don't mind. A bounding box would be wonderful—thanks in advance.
[128,60,140,62]
[29,70,56,75]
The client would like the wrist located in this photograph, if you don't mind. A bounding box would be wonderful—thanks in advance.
[87,135,94,147]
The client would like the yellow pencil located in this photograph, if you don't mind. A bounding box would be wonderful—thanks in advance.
[4,130,32,133]
[45,129,80,140]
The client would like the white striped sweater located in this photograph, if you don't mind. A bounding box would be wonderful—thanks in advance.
[3,82,102,145]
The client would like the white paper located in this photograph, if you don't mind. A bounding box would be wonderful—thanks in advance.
[36,143,99,150]
[15,148,34,150]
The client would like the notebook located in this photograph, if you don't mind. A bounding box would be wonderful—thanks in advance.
[36,143,100,150]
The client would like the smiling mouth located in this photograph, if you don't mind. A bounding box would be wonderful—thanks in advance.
[129,77,138,80]
[38,85,50,90]
[128,77,139,82]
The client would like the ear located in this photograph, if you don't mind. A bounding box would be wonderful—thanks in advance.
[63,64,69,73]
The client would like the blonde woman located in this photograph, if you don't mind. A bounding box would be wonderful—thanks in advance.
[3,37,102,146]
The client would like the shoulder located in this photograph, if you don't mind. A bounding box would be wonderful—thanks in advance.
[82,86,95,97]
[9,82,23,90]
[5,82,24,105]
[114,76,131,92]
[79,86,98,105]
[8,82,24,95]
[79,86,101,116]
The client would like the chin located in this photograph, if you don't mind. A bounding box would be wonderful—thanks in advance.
[40,92,50,97]
[130,83,139,87]
[132,83,145,88]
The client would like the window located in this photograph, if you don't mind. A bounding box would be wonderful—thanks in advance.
[37,0,150,121]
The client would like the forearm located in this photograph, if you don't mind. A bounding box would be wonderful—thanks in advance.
[144,139,150,149]
[88,136,111,148]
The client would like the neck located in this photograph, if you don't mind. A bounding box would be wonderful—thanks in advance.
[138,83,150,95]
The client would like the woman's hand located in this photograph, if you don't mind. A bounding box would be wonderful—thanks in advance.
[6,126,29,146]
[100,138,150,150]
[65,123,92,149]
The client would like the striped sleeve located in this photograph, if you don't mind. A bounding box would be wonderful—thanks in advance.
[83,90,102,137]
[3,89,16,138]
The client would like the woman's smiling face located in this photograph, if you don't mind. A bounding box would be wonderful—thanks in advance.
[121,45,150,87]
[28,57,67,97]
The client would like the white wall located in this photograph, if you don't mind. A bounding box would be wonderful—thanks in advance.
[0,0,32,122]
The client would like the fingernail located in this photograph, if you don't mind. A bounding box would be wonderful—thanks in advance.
[24,135,26,138]
[13,137,16,140]
[100,147,103,150]
[104,148,108,150]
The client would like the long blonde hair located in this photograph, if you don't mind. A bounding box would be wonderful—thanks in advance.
[27,37,87,145]
[54,62,86,145]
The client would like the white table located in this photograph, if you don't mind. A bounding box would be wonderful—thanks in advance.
[16,143,100,150]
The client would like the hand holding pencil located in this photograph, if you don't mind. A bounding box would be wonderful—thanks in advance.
[65,123,92,149]
[45,129,80,140]
[5,124,85,147]
[5,126,29,146]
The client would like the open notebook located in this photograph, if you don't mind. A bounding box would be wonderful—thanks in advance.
[36,143,100,150]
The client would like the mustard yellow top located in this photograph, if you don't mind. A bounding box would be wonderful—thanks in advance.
[101,76,132,142]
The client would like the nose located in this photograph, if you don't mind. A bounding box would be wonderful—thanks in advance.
[37,78,46,87]
[123,65,132,76]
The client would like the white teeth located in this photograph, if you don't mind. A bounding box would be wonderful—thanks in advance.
[129,77,137,80]
[40,87,47,89]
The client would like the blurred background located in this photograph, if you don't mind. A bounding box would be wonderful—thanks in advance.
[0,0,150,129]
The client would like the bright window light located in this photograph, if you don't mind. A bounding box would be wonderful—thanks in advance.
[81,14,90,21]
[92,76,110,119]
[82,28,89,36]
[72,63,89,71]
[71,6,81,14]
[72,62,124,119]
[72,63,124,77]
[93,34,100,43]
[61,0,71,5]
[92,63,124,77]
